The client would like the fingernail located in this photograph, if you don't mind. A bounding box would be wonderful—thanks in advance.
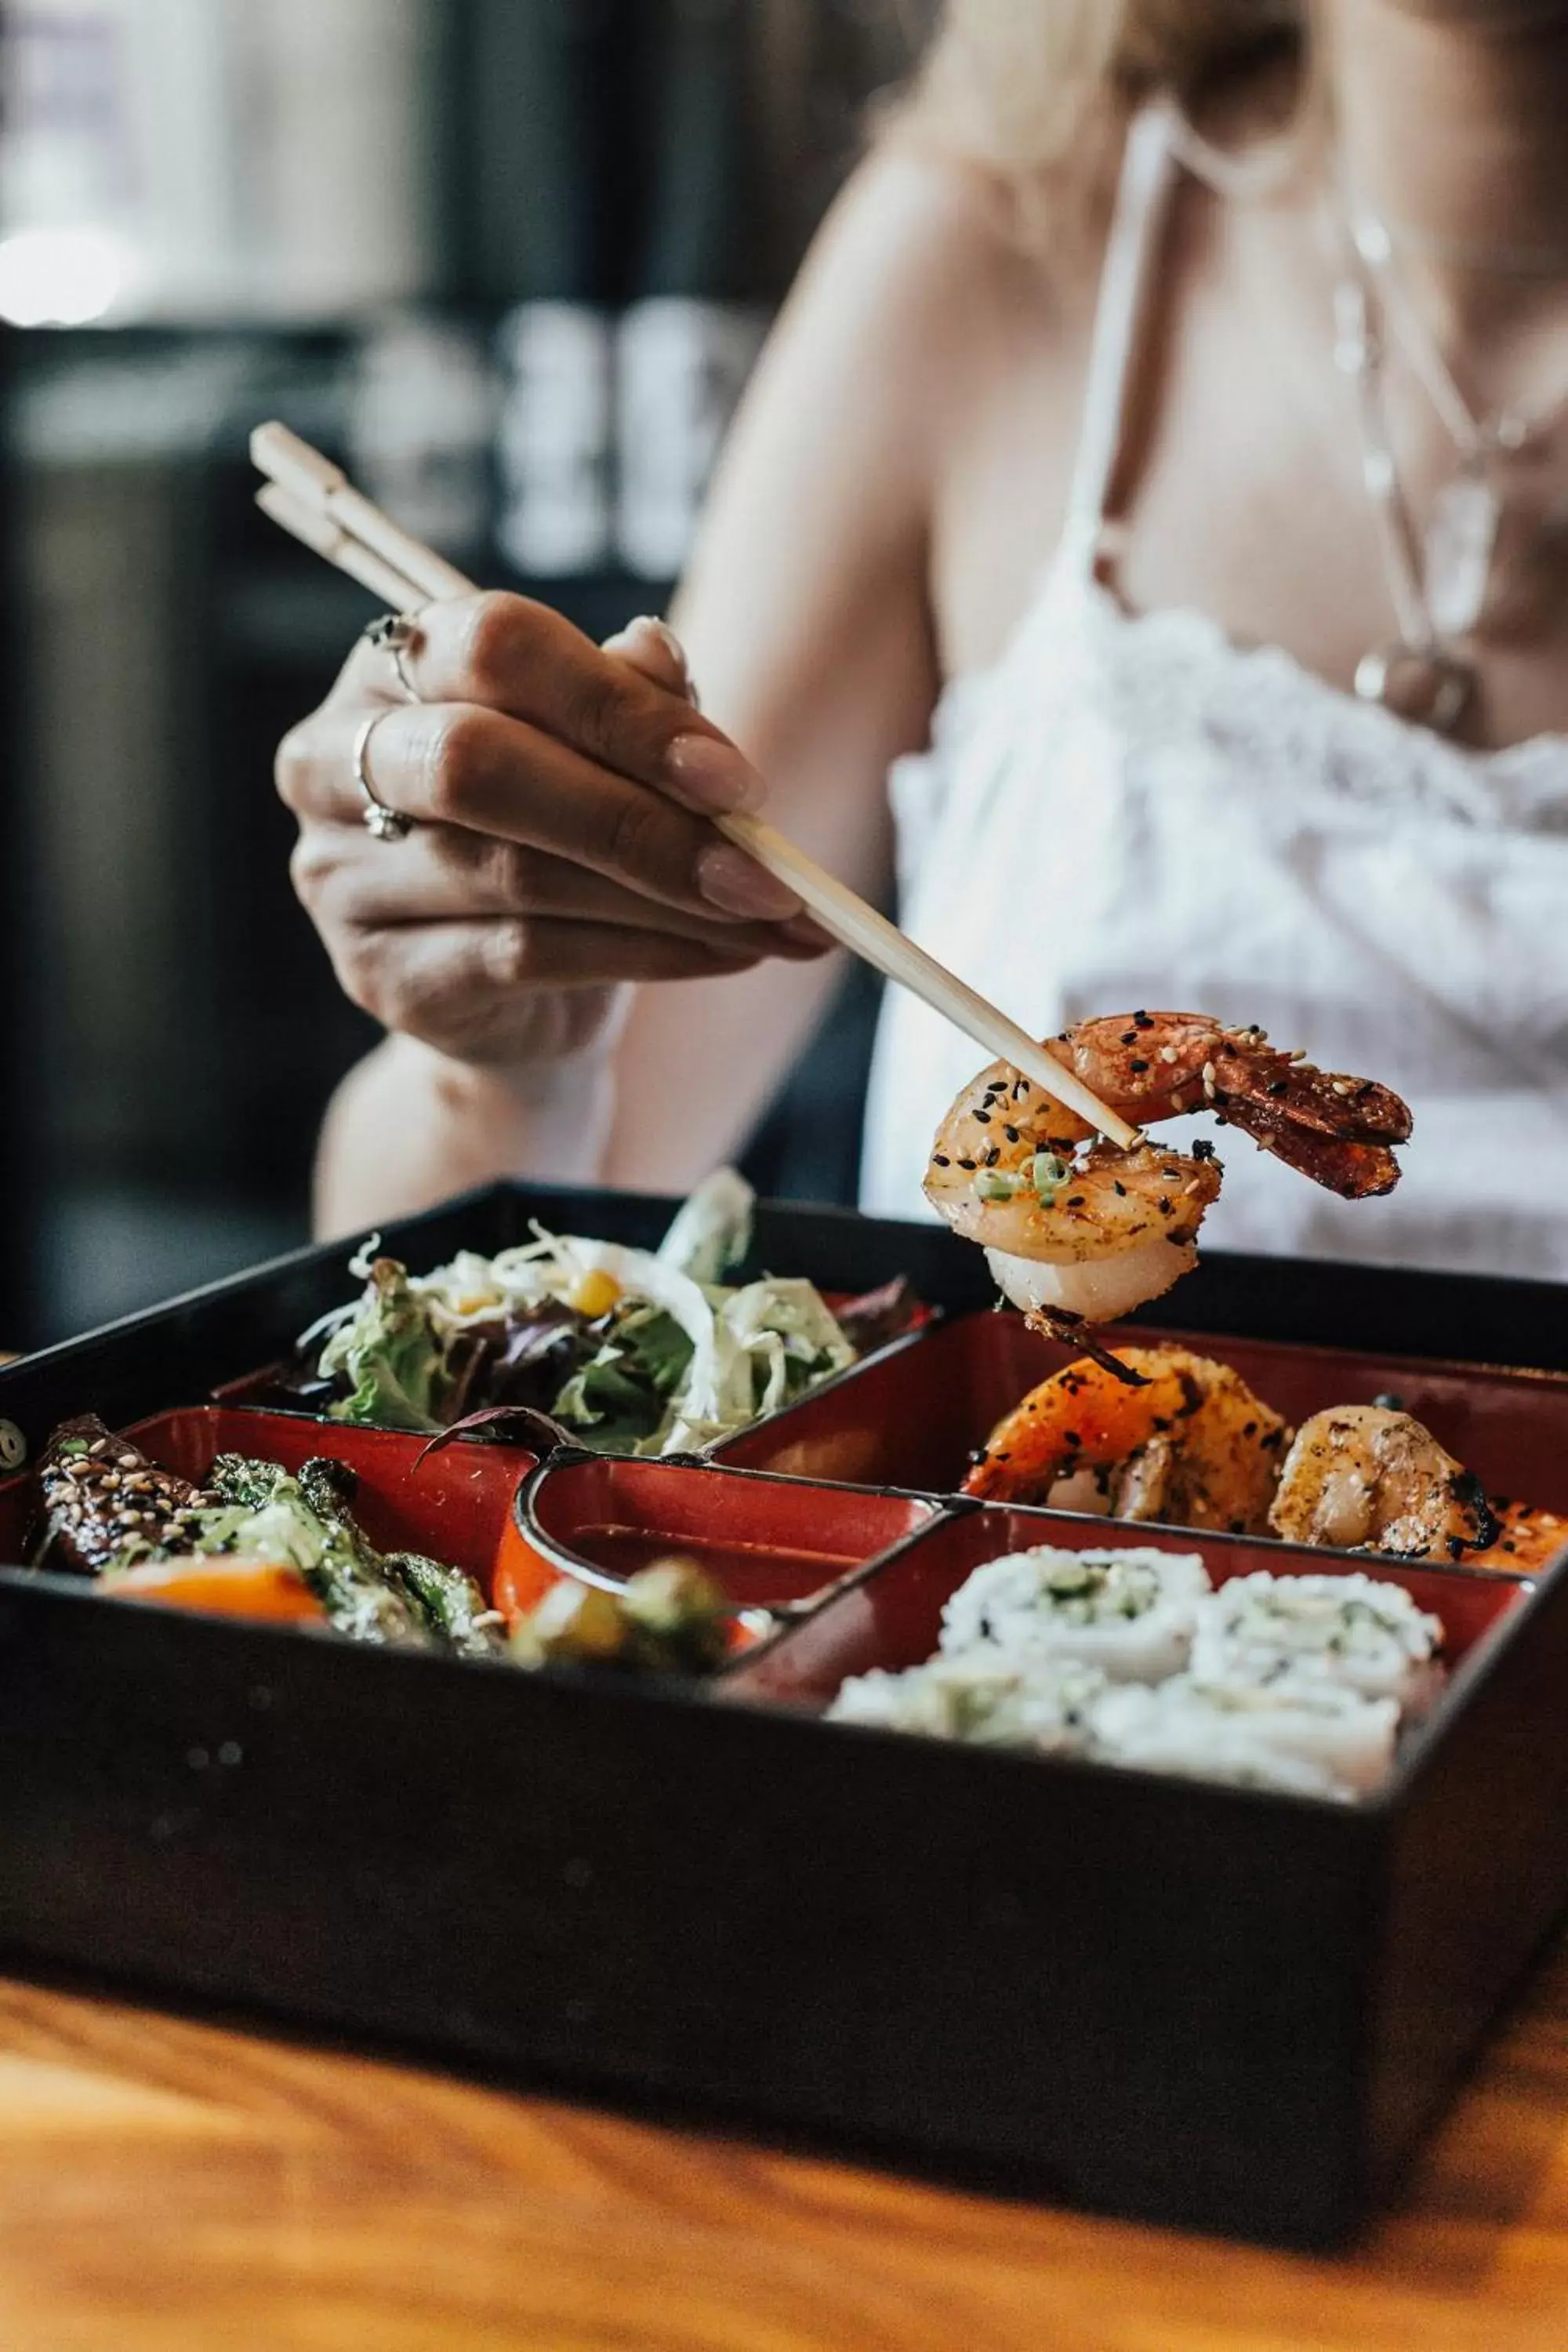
[641,616,691,677]
[698,840,803,921]
[666,733,762,815]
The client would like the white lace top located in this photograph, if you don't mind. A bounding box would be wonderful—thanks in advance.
[858,109,1568,1280]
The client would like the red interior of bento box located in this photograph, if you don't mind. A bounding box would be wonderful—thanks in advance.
[722,1508,1532,1712]
[0,1408,537,1601]
[516,1455,935,1611]
[717,1310,1568,1515]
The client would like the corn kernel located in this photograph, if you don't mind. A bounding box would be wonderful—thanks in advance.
[571,1269,622,1319]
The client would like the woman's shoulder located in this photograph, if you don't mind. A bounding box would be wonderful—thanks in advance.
[797,138,1102,338]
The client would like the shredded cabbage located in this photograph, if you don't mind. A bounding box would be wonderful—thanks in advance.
[313,1170,860,1454]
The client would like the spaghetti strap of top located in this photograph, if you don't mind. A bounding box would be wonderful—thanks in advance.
[1063,102,1184,579]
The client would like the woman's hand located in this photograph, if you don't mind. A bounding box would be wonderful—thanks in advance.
[278,596,827,1072]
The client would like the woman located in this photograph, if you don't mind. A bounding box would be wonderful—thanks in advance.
[278,0,1568,1279]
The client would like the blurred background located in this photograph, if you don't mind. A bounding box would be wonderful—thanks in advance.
[0,0,930,1349]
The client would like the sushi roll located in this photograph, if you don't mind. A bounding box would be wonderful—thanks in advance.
[827,1653,1106,1752]
[938,1545,1211,1682]
[1189,1570,1446,1717]
[1090,1675,1401,1800]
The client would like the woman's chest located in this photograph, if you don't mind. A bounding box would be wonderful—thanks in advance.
[930,198,1568,757]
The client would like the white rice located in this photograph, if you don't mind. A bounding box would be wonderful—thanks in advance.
[1189,1571,1446,1717]
[1089,1675,1401,1801]
[827,1653,1106,1753]
[938,1544,1212,1683]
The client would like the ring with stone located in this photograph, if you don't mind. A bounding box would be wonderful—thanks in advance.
[353,710,416,842]
[361,612,423,702]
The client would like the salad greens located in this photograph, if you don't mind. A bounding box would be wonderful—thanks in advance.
[298,1171,912,1456]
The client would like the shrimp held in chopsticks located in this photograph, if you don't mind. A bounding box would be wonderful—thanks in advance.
[964,1344,1288,1534]
[925,1012,1411,1348]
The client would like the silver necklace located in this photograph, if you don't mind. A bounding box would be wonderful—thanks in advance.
[1334,267,1475,734]
[1369,209,1568,282]
[1347,196,1568,642]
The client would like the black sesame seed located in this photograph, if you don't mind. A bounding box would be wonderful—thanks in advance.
[1004,1126,1020,1143]
[1120,1030,1138,1046]
[1112,1180,1127,1197]
[957,1157,977,1171]
[933,1154,951,1167]
[1129,1058,1149,1073]
[974,1110,991,1123]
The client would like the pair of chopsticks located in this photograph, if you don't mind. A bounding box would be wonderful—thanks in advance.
[252,421,1139,1149]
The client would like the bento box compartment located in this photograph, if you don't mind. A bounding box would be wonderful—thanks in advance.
[719,1309,1568,1513]
[725,1507,1530,1714]
[519,1455,935,1610]
[0,1406,536,1595]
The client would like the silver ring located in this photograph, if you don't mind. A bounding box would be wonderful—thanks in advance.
[362,612,423,702]
[353,710,416,842]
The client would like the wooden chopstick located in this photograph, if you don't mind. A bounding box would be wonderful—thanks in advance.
[256,482,426,611]
[251,422,1141,1149]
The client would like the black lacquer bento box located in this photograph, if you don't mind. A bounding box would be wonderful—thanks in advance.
[4,1181,1568,2251]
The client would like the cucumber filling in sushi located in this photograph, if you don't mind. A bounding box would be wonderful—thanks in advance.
[824,1543,1447,1801]
[828,1653,1106,1752]
[938,1544,1212,1682]
[1187,1570,1446,1716]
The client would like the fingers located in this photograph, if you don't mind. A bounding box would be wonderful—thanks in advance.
[601,613,698,706]
[280,702,802,924]
[340,591,753,818]
[292,820,827,959]
[326,916,757,1063]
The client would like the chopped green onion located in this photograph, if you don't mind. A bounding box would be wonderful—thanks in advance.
[974,1169,1022,1203]
[1032,1152,1069,1202]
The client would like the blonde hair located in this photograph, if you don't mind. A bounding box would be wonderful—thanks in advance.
[896,1,1305,236]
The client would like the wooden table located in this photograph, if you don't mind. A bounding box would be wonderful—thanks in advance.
[2,1934,1566,2352]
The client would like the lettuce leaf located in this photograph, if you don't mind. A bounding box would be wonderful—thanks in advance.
[317,1257,448,1432]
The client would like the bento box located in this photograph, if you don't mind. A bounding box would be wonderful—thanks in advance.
[3,1179,1568,2251]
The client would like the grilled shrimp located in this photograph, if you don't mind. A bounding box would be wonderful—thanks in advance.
[925,1014,1411,1339]
[1267,1405,1496,1560]
[964,1344,1288,1534]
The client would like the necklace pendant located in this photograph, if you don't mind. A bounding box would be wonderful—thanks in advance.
[1354,641,1473,736]
[1424,467,1501,639]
